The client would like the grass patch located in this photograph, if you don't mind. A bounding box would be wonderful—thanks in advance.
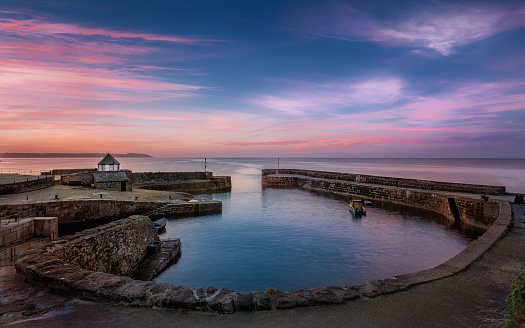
[266,287,277,295]
[505,265,525,328]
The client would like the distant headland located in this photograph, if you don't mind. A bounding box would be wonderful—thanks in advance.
[0,153,153,158]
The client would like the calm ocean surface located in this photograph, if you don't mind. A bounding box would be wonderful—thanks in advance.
[1,157,523,291]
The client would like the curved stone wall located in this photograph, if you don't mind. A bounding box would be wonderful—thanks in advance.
[51,216,158,276]
[0,176,54,195]
[15,202,512,314]
[262,169,506,195]
[1,200,222,225]
[262,169,501,230]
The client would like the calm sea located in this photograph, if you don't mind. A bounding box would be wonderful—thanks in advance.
[1,157,522,291]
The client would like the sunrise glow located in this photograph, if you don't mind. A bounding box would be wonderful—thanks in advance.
[1,1,524,157]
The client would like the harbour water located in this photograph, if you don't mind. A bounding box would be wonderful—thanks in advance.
[1,157,523,291]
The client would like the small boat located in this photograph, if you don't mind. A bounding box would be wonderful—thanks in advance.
[349,199,366,216]
[153,218,167,232]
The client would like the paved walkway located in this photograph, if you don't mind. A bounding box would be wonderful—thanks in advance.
[1,204,523,327]
[0,174,46,185]
[0,184,195,205]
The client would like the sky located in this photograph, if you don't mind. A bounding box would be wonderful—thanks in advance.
[1,0,524,158]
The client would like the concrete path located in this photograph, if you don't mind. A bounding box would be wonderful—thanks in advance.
[0,174,46,185]
[1,204,523,328]
[0,184,195,205]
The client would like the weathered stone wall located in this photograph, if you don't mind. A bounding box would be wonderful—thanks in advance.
[262,169,506,195]
[0,218,34,248]
[0,200,222,225]
[0,217,58,266]
[262,169,357,182]
[60,171,95,186]
[0,176,54,195]
[14,202,512,314]
[51,169,97,175]
[145,201,222,220]
[295,176,455,220]
[50,216,157,276]
[455,198,500,229]
[141,176,232,193]
[133,172,212,184]
[94,181,132,192]
[261,170,501,230]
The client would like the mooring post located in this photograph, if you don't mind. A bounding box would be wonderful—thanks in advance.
[205,158,207,173]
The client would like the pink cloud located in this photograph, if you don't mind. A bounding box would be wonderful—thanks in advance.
[222,140,307,146]
[0,18,222,44]
[247,77,405,115]
[291,4,525,55]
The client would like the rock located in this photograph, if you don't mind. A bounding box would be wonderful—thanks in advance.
[218,292,235,314]
[234,292,255,312]
[162,285,198,309]
[207,288,234,312]
[312,287,344,304]
[274,291,297,309]
[142,282,174,307]
[326,285,359,301]
[111,280,152,304]
[253,291,273,310]
[289,289,314,307]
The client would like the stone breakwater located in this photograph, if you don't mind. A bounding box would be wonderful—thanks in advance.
[15,203,511,313]
[13,169,513,314]
[0,200,222,225]
[262,169,506,195]
[0,176,54,195]
[262,169,501,230]
[134,172,232,193]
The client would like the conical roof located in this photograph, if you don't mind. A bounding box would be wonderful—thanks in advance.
[98,153,120,165]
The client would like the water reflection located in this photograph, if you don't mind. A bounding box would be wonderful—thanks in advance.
[156,179,474,292]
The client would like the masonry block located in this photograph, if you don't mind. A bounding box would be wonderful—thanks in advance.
[34,217,59,241]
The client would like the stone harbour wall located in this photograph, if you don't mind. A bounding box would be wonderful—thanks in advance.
[132,172,213,184]
[50,216,158,276]
[0,200,222,224]
[1,217,58,266]
[262,169,502,230]
[297,176,501,229]
[0,176,54,195]
[15,203,512,314]
[141,176,232,193]
[60,171,95,186]
[262,169,506,195]
[51,169,97,176]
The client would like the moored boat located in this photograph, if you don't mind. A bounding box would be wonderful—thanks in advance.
[153,217,167,232]
[349,199,366,216]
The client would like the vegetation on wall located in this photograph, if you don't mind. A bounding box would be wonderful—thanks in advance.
[505,265,525,328]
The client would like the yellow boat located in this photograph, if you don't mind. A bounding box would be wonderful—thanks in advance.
[349,199,366,216]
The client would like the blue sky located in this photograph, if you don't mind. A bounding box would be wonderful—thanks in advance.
[1,0,524,157]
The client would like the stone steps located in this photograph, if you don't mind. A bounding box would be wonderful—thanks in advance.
[131,239,181,281]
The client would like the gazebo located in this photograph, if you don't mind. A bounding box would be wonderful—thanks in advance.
[97,153,120,172]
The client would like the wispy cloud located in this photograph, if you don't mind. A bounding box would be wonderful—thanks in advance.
[246,78,405,115]
[0,18,222,44]
[291,3,525,55]
[0,13,217,131]
[221,140,307,146]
